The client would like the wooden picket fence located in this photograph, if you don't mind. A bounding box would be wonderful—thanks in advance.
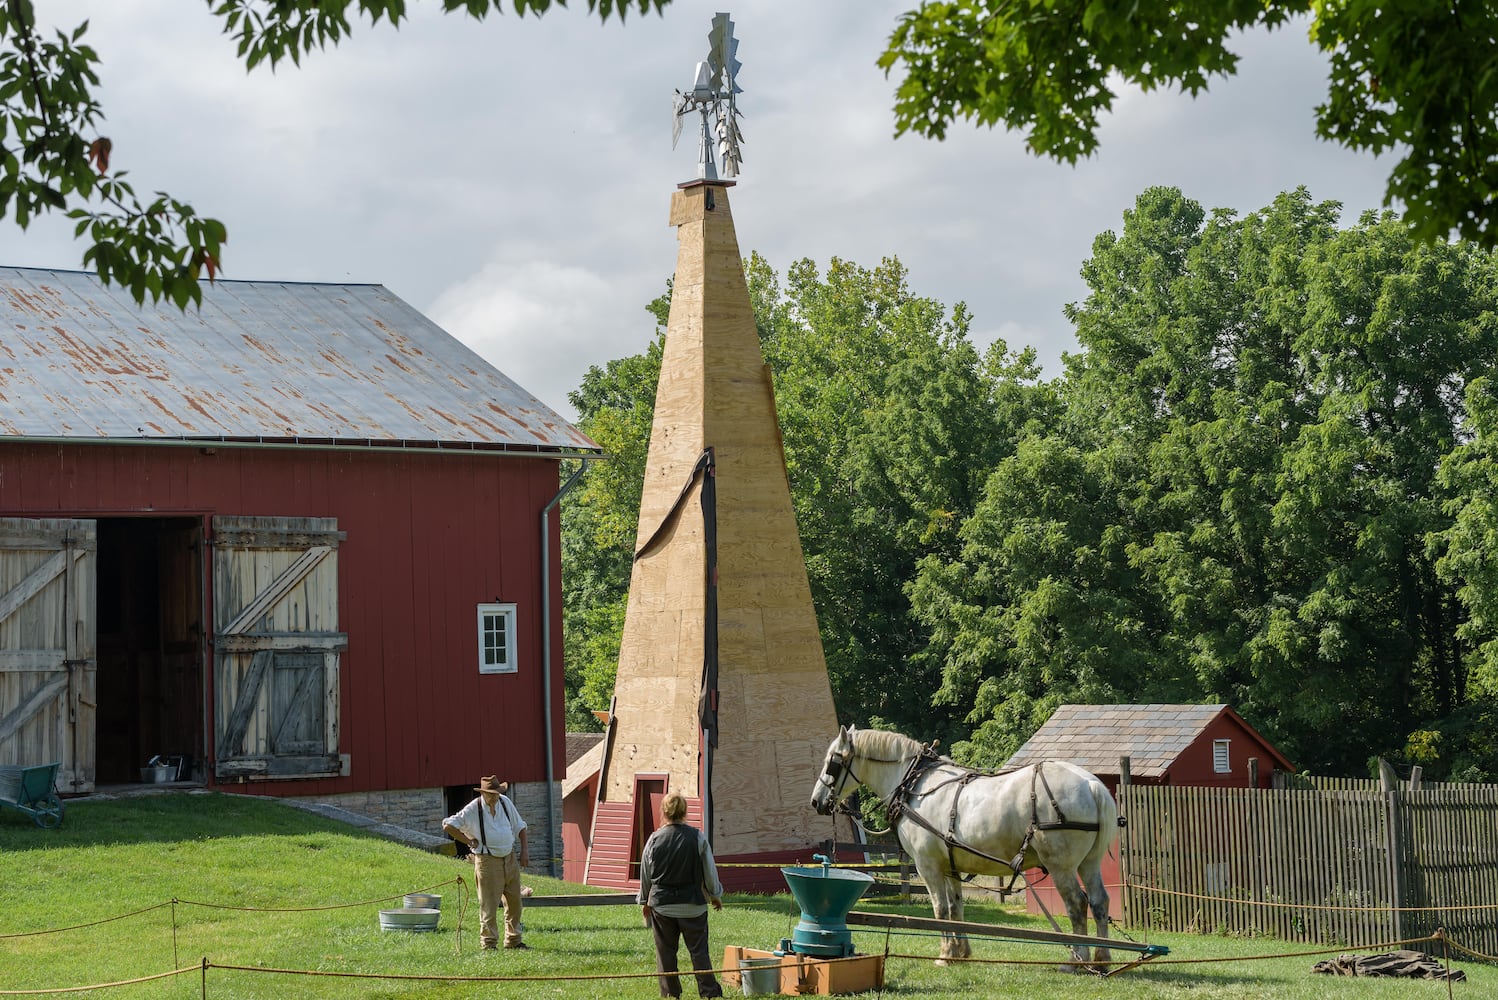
[1117,782,1498,953]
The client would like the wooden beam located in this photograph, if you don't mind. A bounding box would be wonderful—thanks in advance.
[524,893,638,907]
[844,910,1168,956]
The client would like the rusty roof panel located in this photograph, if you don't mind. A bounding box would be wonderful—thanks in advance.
[0,267,599,453]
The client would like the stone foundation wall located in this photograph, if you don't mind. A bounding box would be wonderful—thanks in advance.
[300,787,446,833]
[295,783,562,877]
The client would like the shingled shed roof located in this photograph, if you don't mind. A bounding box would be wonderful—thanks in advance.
[1006,703,1266,778]
[0,266,599,455]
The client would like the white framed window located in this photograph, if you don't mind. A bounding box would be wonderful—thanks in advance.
[1213,739,1231,773]
[477,603,518,674]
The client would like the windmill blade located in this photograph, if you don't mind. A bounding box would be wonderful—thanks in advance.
[724,35,742,94]
[707,13,738,93]
[715,108,744,177]
[671,92,687,149]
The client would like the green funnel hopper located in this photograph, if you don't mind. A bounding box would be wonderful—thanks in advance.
[779,855,873,958]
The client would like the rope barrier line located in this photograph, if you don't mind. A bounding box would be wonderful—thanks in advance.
[174,876,463,913]
[0,920,1478,994]
[0,965,196,995]
[1127,880,1498,913]
[1443,937,1498,963]
[203,954,870,984]
[0,901,172,940]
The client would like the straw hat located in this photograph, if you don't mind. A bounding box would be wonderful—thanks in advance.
[474,775,508,794]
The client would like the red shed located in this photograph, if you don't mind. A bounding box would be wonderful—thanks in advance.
[1005,703,1294,919]
[0,267,599,869]
[1005,703,1295,794]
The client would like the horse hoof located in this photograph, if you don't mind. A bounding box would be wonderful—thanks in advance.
[933,959,949,968]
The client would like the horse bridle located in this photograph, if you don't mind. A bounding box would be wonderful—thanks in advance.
[817,740,914,809]
[816,747,856,806]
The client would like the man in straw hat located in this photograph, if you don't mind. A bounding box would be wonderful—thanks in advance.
[443,776,530,950]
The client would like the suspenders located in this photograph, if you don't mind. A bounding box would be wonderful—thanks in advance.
[475,795,519,856]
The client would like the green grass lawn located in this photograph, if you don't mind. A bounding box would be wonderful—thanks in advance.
[0,791,1488,998]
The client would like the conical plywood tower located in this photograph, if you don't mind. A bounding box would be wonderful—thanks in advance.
[589,180,841,886]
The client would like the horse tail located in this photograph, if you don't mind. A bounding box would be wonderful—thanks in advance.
[1085,776,1119,869]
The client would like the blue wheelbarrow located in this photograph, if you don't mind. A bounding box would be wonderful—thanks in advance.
[0,761,65,828]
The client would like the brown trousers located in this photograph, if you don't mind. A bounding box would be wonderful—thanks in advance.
[473,851,523,948]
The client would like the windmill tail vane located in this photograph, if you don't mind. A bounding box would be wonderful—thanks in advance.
[672,12,744,180]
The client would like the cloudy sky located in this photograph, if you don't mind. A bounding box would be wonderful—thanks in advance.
[8,2,1392,421]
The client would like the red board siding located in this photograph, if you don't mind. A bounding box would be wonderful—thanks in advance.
[0,440,567,796]
[1168,715,1283,788]
[586,796,819,894]
[1024,846,1124,921]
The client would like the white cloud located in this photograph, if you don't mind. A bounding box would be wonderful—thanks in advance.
[429,255,661,420]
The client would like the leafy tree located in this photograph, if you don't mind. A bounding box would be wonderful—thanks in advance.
[0,0,667,306]
[913,185,1498,776]
[1435,376,1498,702]
[880,2,1498,247]
[758,254,1048,740]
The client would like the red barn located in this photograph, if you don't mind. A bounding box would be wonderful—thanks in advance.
[0,267,599,868]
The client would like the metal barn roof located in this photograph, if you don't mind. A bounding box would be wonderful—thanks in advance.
[0,267,599,454]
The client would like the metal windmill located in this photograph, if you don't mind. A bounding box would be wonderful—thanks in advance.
[672,12,744,180]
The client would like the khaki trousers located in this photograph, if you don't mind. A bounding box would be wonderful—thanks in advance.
[473,851,523,948]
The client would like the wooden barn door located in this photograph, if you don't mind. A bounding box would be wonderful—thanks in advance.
[211,516,346,779]
[0,518,97,793]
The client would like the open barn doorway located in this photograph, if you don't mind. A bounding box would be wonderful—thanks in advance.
[93,517,205,785]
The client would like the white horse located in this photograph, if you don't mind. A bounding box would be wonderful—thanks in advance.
[811,725,1118,969]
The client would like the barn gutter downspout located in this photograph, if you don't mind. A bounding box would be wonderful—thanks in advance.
[540,462,587,878]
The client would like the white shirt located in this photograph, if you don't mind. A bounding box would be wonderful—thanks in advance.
[444,795,526,856]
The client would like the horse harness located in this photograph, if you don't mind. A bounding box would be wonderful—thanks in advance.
[883,745,1103,885]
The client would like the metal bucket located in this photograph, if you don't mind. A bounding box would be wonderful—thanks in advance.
[738,957,782,996]
[379,907,440,932]
[139,765,174,784]
[403,893,441,910]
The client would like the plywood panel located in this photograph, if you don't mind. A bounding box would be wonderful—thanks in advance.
[602,183,839,865]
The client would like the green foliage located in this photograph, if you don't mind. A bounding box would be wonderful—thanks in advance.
[1434,375,1498,696]
[0,0,668,306]
[212,0,668,71]
[0,3,224,307]
[912,185,1498,775]
[881,1,1498,248]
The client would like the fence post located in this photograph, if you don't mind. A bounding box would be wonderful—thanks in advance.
[1117,756,1130,927]
[1248,757,1259,788]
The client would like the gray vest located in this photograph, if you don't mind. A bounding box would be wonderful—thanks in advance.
[644,823,706,907]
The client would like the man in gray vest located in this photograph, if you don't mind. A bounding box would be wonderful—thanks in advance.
[638,790,724,998]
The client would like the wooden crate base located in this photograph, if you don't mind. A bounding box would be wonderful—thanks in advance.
[722,945,885,995]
